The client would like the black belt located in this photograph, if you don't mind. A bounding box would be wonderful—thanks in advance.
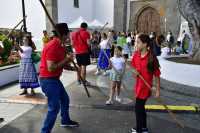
[40,77,59,80]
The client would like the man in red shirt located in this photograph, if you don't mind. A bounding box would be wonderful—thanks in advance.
[71,22,91,85]
[40,23,79,133]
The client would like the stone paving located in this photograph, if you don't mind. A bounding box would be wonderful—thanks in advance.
[0,64,200,133]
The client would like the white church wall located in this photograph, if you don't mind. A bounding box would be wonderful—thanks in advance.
[93,0,114,27]
[58,0,114,27]
[58,0,94,24]
[0,0,114,50]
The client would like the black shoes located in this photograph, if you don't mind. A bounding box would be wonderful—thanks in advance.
[19,90,28,95]
[30,90,36,96]
[60,120,79,127]
[131,128,149,133]
[77,80,90,86]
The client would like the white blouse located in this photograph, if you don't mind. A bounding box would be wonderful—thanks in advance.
[100,39,111,49]
[19,46,33,59]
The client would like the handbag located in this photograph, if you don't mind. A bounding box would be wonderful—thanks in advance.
[31,52,41,63]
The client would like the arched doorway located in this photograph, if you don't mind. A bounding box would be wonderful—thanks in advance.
[136,7,161,35]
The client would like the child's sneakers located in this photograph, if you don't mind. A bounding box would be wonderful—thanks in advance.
[106,99,113,105]
[95,70,101,75]
[106,96,122,105]
[131,128,137,133]
[103,71,109,76]
[115,96,122,103]
[103,71,107,76]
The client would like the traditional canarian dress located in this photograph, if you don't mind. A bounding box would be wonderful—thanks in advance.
[97,39,111,70]
[19,46,39,89]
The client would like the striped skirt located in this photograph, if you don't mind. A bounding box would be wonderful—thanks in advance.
[19,58,40,89]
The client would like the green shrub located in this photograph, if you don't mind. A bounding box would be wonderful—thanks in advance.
[0,34,13,62]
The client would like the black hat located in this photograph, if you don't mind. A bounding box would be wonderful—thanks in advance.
[55,23,69,36]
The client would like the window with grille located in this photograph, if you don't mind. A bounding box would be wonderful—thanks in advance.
[74,0,79,8]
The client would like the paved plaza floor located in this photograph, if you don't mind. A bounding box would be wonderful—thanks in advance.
[0,63,200,133]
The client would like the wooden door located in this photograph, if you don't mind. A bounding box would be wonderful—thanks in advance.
[137,7,161,35]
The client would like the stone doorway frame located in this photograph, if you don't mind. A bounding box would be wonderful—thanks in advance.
[134,5,161,34]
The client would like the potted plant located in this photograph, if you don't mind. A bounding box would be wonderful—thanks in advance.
[0,33,20,87]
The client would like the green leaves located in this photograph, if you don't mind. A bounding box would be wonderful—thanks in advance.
[0,35,13,62]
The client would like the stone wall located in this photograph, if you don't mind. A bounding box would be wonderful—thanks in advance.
[45,0,58,34]
[114,0,127,32]
[114,0,181,37]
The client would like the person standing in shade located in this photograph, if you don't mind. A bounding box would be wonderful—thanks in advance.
[111,30,117,57]
[153,35,165,56]
[90,30,100,63]
[39,23,79,133]
[71,22,91,85]
[166,32,174,55]
[126,33,133,57]
[180,30,188,54]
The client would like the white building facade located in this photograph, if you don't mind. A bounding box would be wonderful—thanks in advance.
[0,0,114,50]
[58,0,114,28]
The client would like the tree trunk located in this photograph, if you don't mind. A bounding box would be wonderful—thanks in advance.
[192,41,200,62]
[178,0,200,62]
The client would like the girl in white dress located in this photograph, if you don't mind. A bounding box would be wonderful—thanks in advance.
[106,46,126,105]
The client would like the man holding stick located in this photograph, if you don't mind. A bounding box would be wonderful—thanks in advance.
[39,23,79,133]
